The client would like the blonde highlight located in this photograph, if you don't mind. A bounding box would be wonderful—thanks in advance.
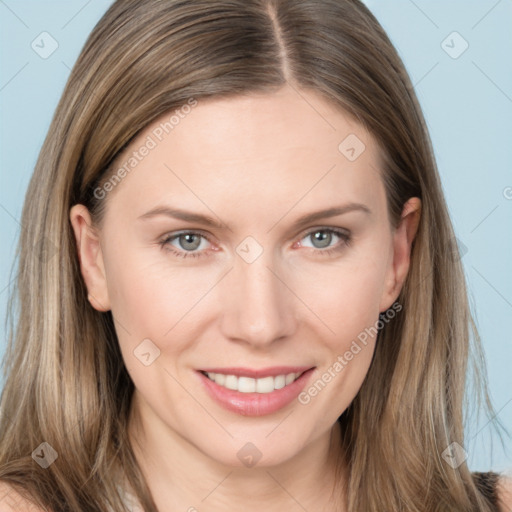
[0,1,503,510]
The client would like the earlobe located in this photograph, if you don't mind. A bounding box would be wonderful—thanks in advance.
[69,204,111,312]
[379,197,422,312]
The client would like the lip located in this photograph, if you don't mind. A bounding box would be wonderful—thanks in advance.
[196,367,316,416]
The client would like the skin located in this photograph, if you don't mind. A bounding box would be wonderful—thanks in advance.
[70,84,422,511]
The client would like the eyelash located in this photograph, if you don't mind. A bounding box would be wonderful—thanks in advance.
[158,227,352,260]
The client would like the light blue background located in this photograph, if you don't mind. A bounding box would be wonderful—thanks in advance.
[1,0,511,473]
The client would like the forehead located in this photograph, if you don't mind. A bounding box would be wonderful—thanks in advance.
[103,85,384,220]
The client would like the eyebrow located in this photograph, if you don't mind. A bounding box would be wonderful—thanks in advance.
[137,202,371,230]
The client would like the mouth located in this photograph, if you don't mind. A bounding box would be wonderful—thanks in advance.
[199,369,306,393]
[196,366,316,416]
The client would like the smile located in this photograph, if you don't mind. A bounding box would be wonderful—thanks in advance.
[201,371,304,394]
[197,366,316,416]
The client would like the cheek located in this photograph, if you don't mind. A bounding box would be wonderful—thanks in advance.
[103,247,218,346]
[294,244,389,336]
[296,260,385,416]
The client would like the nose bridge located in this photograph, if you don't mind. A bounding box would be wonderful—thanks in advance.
[220,246,296,346]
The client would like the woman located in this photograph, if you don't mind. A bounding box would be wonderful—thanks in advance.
[0,0,510,510]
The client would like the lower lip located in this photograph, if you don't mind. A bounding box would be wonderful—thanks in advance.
[197,368,315,416]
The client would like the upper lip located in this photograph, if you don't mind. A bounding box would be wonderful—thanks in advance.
[199,366,314,378]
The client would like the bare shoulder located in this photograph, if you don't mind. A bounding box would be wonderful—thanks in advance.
[497,474,512,512]
[0,482,47,512]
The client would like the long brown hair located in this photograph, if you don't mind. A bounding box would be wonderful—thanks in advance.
[0,0,503,510]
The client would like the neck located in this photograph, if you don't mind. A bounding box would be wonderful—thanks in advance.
[127,391,347,512]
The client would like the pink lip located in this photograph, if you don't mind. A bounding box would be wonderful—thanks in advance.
[196,367,316,416]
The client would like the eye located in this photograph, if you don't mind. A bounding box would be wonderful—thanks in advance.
[159,231,212,259]
[158,226,351,260]
[298,227,351,255]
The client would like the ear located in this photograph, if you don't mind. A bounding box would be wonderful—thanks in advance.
[379,197,421,312]
[69,204,111,312]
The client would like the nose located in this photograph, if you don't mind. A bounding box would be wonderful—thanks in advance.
[219,250,297,348]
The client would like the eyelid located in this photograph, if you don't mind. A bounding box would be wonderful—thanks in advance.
[159,229,217,252]
[295,225,351,249]
[299,225,350,239]
[159,228,213,243]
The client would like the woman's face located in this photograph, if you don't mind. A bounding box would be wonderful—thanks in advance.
[71,84,420,468]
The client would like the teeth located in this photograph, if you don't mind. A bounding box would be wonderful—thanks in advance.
[225,374,238,390]
[274,375,285,389]
[238,377,256,393]
[256,376,274,393]
[204,371,302,393]
[213,373,225,386]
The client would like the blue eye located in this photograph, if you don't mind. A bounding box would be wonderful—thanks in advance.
[159,231,211,258]
[299,227,351,255]
[159,227,351,259]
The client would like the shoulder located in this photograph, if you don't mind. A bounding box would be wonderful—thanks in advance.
[0,482,47,512]
[497,474,512,512]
